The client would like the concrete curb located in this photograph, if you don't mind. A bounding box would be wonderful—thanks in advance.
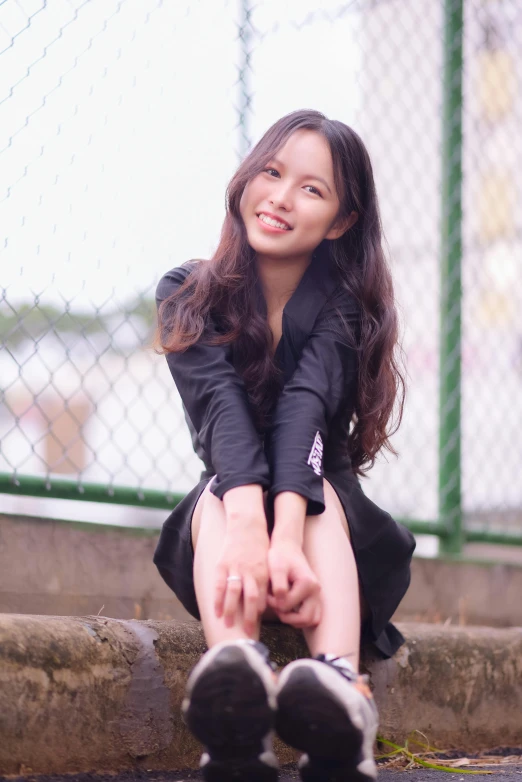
[0,615,521,775]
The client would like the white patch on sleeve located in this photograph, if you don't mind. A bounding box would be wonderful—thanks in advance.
[307,431,324,476]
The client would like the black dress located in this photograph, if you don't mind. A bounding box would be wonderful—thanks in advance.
[153,250,416,659]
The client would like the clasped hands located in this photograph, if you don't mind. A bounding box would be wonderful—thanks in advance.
[214,486,321,638]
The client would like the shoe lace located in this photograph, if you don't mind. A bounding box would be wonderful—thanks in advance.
[314,653,371,688]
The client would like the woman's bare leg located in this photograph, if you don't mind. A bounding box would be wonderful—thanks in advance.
[191,476,367,664]
[186,483,280,782]
[273,481,377,782]
[301,479,370,671]
[191,479,277,648]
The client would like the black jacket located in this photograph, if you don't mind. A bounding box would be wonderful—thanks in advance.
[155,251,359,514]
[155,252,417,659]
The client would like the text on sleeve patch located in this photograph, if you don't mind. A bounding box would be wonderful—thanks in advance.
[307,431,324,476]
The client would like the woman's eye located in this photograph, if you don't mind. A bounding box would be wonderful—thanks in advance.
[263,169,321,196]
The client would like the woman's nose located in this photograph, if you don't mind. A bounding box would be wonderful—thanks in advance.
[269,184,292,212]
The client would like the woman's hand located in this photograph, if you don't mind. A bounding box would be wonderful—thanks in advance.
[267,539,322,629]
[215,485,270,637]
[215,523,270,636]
[266,490,321,628]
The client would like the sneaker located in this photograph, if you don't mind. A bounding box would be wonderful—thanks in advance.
[182,639,279,782]
[275,654,379,782]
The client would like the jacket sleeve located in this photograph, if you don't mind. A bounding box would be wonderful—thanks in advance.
[156,265,271,500]
[267,290,360,515]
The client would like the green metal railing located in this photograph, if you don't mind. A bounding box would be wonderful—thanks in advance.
[0,473,181,510]
[438,0,464,555]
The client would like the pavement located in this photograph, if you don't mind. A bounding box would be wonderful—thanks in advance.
[2,748,522,781]
[2,757,522,782]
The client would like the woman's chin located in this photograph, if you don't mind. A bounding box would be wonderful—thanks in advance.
[246,235,286,255]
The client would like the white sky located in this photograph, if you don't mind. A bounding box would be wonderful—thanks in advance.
[1,0,363,310]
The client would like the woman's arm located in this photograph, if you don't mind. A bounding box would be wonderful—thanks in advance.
[271,491,306,545]
[267,288,360,517]
[265,292,359,626]
[157,264,271,500]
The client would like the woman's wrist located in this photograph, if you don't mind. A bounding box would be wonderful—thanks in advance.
[272,491,307,546]
[223,483,267,530]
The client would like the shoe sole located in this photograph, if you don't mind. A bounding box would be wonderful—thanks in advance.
[183,643,278,782]
[276,665,375,782]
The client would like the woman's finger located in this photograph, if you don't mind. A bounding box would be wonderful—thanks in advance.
[269,563,290,600]
[257,581,268,614]
[275,596,320,629]
[290,599,314,628]
[278,609,309,629]
[300,604,317,628]
[222,575,243,627]
[242,573,259,636]
[214,566,228,618]
[275,577,318,613]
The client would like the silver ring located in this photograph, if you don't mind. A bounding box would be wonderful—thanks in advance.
[226,576,242,582]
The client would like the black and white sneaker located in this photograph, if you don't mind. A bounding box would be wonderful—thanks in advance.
[275,654,379,782]
[182,639,279,782]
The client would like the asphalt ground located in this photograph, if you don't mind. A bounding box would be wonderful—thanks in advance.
[2,770,522,781]
[2,750,522,782]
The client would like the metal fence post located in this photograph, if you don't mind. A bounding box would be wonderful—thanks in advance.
[438,0,464,555]
[237,0,253,160]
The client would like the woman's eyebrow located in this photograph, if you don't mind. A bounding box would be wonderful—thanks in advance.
[271,157,332,194]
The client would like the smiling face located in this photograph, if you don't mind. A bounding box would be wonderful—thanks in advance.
[239,129,357,266]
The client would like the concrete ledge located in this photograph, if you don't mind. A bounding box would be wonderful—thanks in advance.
[4,512,522,628]
[0,512,192,622]
[0,615,521,776]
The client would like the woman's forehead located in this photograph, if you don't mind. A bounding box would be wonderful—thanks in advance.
[271,129,334,175]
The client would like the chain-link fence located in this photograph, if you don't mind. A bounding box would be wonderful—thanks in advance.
[1,0,521,552]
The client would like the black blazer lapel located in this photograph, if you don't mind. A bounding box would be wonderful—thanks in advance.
[283,243,340,369]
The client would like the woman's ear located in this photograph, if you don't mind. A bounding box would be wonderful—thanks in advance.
[325,210,359,241]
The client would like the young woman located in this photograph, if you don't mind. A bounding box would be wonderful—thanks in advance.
[154,109,416,782]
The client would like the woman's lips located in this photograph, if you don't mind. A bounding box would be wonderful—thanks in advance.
[256,214,292,233]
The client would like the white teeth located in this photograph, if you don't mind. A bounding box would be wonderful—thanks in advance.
[258,213,290,230]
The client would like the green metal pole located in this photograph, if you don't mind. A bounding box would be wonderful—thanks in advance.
[0,472,183,511]
[464,530,522,547]
[438,0,464,555]
[237,0,252,160]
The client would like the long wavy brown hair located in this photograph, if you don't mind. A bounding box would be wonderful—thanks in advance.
[155,109,405,476]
